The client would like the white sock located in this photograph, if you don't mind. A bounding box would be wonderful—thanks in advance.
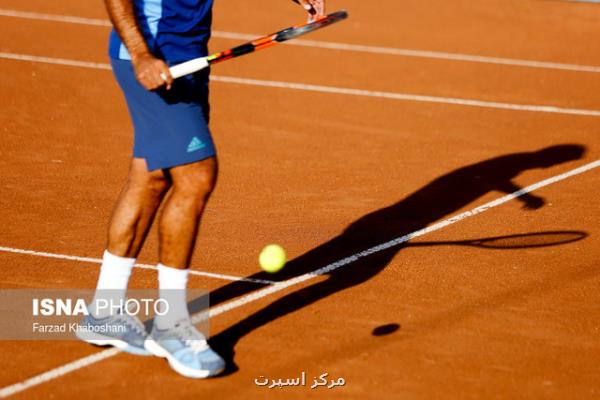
[89,250,135,318]
[155,264,190,329]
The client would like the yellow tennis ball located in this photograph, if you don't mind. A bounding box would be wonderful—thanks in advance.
[259,244,287,273]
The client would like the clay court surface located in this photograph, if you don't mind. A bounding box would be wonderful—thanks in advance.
[1,0,600,398]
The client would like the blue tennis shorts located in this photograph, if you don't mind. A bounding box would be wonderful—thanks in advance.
[111,58,216,171]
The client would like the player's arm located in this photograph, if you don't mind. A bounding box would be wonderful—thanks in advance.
[292,0,325,21]
[104,0,173,90]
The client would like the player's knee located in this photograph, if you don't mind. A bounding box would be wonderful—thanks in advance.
[186,167,217,198]
[173,159,217,199]
[128,171,170,197]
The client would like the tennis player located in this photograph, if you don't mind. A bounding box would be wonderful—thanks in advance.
[76,0,326,379]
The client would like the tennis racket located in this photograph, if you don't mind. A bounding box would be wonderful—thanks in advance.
[169,10,348,79]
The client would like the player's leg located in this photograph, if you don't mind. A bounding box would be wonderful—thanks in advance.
[78,157,170,355]
[154,157,217,329]
[144,157,225,377]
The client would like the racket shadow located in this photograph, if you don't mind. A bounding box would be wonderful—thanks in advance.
[192,144,588,375]
[409,230,588,250]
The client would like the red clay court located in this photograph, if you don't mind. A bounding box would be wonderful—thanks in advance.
[1,0,599,398]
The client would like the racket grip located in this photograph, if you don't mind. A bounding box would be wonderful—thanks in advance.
[169,57,210,79]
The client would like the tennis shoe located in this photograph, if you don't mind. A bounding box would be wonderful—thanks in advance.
[76,311,151,356]
[144,318,225,378]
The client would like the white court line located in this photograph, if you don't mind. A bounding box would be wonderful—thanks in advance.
[1,159,599,398]
[210,75,600,117]
[0,247,276,285]
[0,53,111,70]
[0,8,111,27]
[1,8,600,74]
[2,52,600,117]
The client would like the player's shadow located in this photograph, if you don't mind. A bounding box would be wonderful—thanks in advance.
[200,144,586,375]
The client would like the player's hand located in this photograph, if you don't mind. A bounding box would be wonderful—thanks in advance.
[131,52,173,91]
[293,0,325,22]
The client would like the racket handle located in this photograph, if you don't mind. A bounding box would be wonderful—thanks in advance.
[169,57,209,79]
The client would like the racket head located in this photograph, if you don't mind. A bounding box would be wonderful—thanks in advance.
[274,10,348,42]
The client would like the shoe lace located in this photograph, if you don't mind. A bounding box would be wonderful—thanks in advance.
[115,313,145,335]
[173,320,208,352]
[185,339,209,352]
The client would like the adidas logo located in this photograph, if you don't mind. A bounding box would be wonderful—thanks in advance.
[187,137,205,153]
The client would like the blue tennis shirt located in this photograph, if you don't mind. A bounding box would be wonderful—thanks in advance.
[109,0,214,63]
